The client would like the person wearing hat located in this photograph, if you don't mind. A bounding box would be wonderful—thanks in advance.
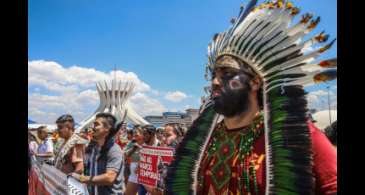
[166,1,337,194]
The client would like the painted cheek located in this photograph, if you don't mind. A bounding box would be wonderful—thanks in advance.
[229,79,244,90]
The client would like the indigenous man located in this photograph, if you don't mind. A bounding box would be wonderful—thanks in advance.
[54,114,88,174]
[167,1,337,194]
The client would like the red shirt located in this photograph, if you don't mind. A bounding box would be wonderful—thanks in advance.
[199,121,337,194]
[310,121,337,194]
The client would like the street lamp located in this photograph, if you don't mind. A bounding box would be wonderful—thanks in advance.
[327,85,332,127]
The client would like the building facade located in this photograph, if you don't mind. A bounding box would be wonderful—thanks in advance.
[144,108,199,128]
[144,116,164,127]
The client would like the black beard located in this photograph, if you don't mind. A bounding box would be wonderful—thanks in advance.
[212,73,251,117]
[213,87,250,117]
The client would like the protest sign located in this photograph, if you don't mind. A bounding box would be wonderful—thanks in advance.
[137,145,174,187]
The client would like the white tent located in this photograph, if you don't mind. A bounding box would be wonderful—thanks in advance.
[28,124,57,132]
[312,110,337,130]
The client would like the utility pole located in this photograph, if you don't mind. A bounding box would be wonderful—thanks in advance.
[327,85,332,126]
[114,64,117,80]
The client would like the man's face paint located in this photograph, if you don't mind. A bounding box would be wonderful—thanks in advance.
[211,69,252,117]
[229,75,245,90]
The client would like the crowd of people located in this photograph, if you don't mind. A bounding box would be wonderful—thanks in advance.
[28,113,187,195]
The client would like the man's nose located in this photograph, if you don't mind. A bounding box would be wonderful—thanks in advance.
[212,76,221,86]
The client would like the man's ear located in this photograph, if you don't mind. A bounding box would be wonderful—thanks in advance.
[250,76,262,92]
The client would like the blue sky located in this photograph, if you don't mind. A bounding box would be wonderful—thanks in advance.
[28,0,337,123]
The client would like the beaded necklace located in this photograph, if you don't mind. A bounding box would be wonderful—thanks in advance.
[204,112,264,194]
[236,114,263,195]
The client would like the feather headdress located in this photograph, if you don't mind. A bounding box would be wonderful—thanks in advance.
[167,0,336,194]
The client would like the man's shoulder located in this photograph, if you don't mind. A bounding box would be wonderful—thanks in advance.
[44,137,52,142]
[108,143,124,156]
[307,121,326,137]
[307,121,335,148]
[45,138,53,146]
[111,142,123,150]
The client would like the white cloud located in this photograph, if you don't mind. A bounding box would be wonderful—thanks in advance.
[184,105,191,109]
[301,45,321,53]
[198,97,203,105]
[310,90,329,96]
[28,60,167,123]
[307,93,319,103]
[307,89,337,112]
[28,107,60,124]
[28,90,99,123]
[164,91,188,102]
[150,89,160,96]
[169,108,178,112]
[28,60,150,93]
[29,91,167,123]
[74,89,99,107]
[129,93,166,116]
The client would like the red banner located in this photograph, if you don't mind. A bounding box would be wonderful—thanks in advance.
[137,145,174,187]
[28,167,51,195]
[28,156,89,195]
